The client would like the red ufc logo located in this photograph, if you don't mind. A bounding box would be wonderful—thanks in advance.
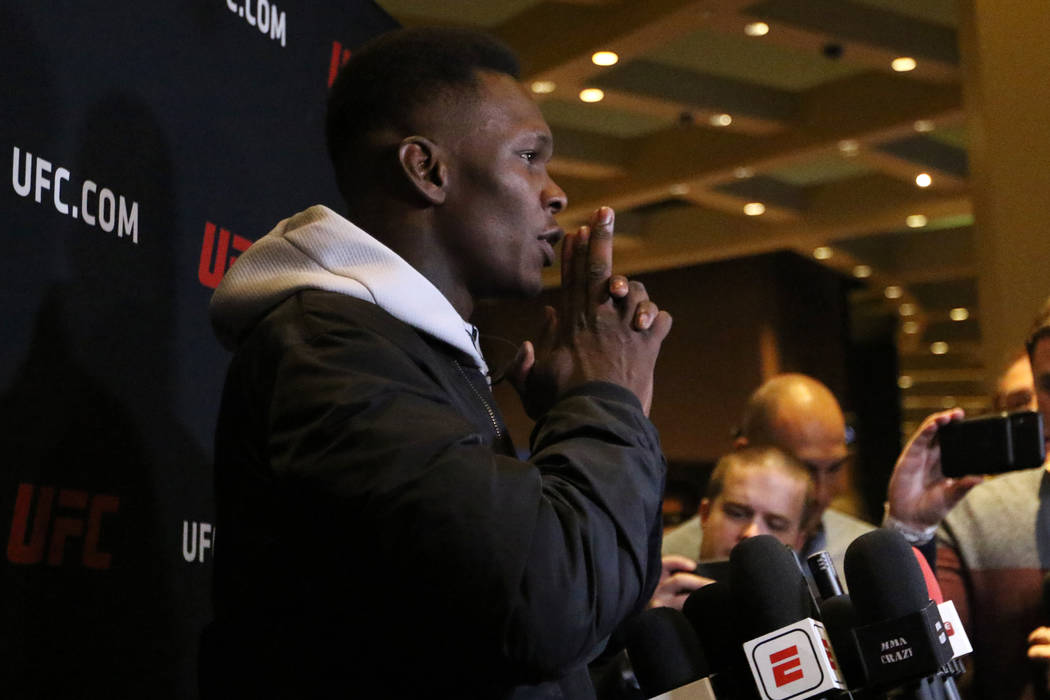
[7,483,119,569]
[328,40,352,87]
[769,645,804,687]
[199,221,252,288]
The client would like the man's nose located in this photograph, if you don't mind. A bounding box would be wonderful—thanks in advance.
[544,176,567,215]
[740,519,763,539]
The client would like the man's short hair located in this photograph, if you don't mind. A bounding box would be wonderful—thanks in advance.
[704,446,815,518]
[1026,298,1050,360]
[326,27,520,196]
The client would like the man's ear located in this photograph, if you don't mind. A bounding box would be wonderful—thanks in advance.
[733,436,748,450]
[398,136,447,205]
[698,498,711,524]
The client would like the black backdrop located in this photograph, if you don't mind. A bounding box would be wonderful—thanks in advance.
[1,3,396,696]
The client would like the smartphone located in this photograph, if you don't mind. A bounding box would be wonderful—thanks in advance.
[692,559,730,581]
[937,410,1045,477]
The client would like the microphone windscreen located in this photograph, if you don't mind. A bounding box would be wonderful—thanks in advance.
[819,594,866,689]
[912,546,944,604]
[682,580,739,673]
[845,529,930,625]
[729,535,811,637]
[624,607,709,696]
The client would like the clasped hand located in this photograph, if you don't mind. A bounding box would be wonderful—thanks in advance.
[509,206,672,418]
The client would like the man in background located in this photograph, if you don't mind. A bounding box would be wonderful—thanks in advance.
[663,374,872,576]
[932,307,1050,699]
[651,446,812,609]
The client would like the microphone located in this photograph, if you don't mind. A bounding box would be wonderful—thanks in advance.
[808,550,844,601]
[909,546,971,662]
[818,594,868,692]
[844,530,955,692]
[730,535,847,699]
[683,580,759,699]
[623,607,717,699]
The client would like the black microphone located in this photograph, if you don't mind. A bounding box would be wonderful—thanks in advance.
[623,607,717,699]
[844,530,955,693]
[808,550,845,601]
[819,594,869,693]
[683,580,758,699]
[730,535,847,699]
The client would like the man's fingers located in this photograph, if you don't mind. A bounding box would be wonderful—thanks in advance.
[633,300,659,331]
[648,310,673,343]
[944,475,984,506]
[587,207,615,306]
[608,274,629,299]
[1029,627,1050,659]
[1029,626,1050,644]
[661,554,698,575]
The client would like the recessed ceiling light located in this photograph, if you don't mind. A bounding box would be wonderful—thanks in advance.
[915,173,933,188]
[743,202,766,216]
[813,246,833,260]
[898,375,914,389]
[949,307,969,321]
[892,57,917,72]
[734,166,754,179]
[579,88,605,103]
[906,214,928,228]
[591,51,619,67]
[710,113,733,127]
[744,22,770,37]
[931,341,949,355]
[885,285,903,299]
[530,81,556,94]
[853,265,872,278]
[669,183,689,196]
[899,303,917,316]
[838,139,859,156]
[914,119,935,133]
[902,320,920,334]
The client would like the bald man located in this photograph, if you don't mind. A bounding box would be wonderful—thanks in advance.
[663,374,873,577]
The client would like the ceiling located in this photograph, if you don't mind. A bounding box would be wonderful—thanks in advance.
[375,0,980,434]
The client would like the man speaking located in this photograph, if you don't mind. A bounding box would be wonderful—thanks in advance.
[201,27,672,699]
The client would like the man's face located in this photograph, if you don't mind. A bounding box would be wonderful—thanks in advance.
[698,465,807,560]
[435,71,567,300]
[1029,337,1050,456]
[996,355,1037,412]
[772,414,849,525]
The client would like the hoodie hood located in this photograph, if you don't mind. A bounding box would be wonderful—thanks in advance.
[209,205,488,374]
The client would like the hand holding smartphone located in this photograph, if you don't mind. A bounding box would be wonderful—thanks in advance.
[937,410,1045,477]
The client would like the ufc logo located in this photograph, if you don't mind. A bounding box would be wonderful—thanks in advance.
[328,40,352,87]
[199,221,251,288]
[769,645,804,687]
[7,483,119,569]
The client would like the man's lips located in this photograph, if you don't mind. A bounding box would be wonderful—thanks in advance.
[539,228,564,266]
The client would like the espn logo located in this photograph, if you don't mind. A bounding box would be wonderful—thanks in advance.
[744,619,845,700]
[769,645,804,687]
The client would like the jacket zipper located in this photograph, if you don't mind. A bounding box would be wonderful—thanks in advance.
[453,360,503,440]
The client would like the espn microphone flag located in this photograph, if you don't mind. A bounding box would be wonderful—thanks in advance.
[730,536,846,700]
[743,618,846,700]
